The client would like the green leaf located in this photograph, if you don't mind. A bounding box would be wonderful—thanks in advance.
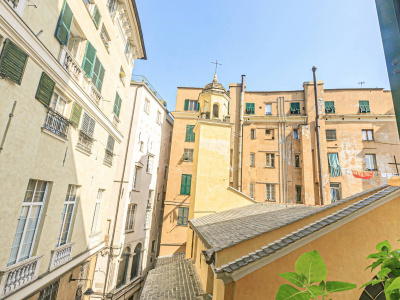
[309,285,324,296]
[377,240,392,252]
[295,250,327,284]
[279,272,305,288]
[390,250,400,258]
[386,277,400,292]
[326,281,357,293]
[360,279,384,289]
[319,281,325,291]
[367,252,388,259]
[382,257,400,270]
[377,267,391,279]
[275,284,309,300]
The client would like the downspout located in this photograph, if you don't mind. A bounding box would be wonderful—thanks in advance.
[102,84,142,297]
[277,98,281,203]
[284,98,288,205]
[238,75,245,192]
[312,66,325,205]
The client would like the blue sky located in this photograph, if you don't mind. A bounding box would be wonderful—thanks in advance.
[133,0,389,111]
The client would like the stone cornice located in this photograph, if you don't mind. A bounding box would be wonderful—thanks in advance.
[324,114,395,122]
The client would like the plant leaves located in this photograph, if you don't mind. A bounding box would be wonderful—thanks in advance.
[360,279,384,289]
[319,281,325,291]
[279,272,305,288]
[295,250,327,284]
[366,252,388,259]
[309,285,324,296]
[377,267,391,279]
[386,277,400,292]
[376,240,391,253]
[275,284,309,300]
[326,281,357,293]
[382,257,400,270]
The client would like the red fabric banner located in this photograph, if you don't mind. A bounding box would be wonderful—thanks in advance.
[351,170,374,180]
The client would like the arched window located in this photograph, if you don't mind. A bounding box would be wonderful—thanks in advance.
[213,103,219,118]
[130,243,142,280]
[116,247,131,288]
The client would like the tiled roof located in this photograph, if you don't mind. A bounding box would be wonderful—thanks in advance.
[139,253,206,300]
[214,186,399,275]
[190,185,386,252]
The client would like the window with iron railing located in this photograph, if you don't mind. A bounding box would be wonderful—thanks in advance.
[100,25,110,50]
[77,113,95,153]
[104,135,115,166]
[325,101,335,114]
[245,103,255,114]
[290,102,301,114]
[44,108,70,139]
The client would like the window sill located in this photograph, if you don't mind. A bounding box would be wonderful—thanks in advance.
[176,224,188,227]
[180,194,190,196]
[41,128,67,142]
[124,229,135,234]
[103,160,113,168]
[265,166,275,169]
[75,144,92,156]
[132,189,140,192]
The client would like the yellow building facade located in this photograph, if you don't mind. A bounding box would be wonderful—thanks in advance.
[0,0,145,299]
[159,76,400,256]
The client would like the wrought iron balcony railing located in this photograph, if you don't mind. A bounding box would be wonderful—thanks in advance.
[104,149,114,166]
[44,108,70,139]
[77,131,94,153]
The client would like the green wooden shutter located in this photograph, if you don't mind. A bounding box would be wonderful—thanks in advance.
[70,102,82,127]
[291,102,300,114]
[92,57,104,92]
[185,125,195,142]
[180,175,186,194]
[82,42,97,77]
[196,101,200,111]
[185,175,192,195]
[55,1,74,45]
[184,99,189,111]
[92,5,102,29]
[0,39,29,85]
[246,103,255,114]
[35,72,55,106]
[180,174,191,195]
[113,93,122,117]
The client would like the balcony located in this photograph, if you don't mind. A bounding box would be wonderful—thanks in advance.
[43,108,70,140]
[77,131,94,154]
[104,149,114,166]
[0,255,43,298]
[49,243,74,272]
[59,46,103,106]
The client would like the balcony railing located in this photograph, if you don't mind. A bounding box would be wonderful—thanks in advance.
[49,243,74,272]
[89,83,102,106]
[77,131,94,154]
[44,108,70,139]
[104,149,114,166]
[0,255,43,298]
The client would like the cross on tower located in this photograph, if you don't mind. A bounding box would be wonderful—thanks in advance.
[211,60,222,75]
[389,155,400,175]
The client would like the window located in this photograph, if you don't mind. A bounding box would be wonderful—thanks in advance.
[133,167,141,190]
[45,92,70,139]
[0,39,29,85]
[100,25,110,49]
[266,184,276,201]
[82,41,97,77]
[113,93,122,117]
[177,207,189,226]
[265,104,272,115]
[57,185,78,247]
[146,155,154,174]
[145,210,150,229]
[328,153,342,177]
[91,189,103,233]
[245,103,255,114]
[92,57,105,92]
[296,186,302,203]
[156,111,161,124]
[180,174,192,195]
[6,0,27,16]
[80,112,96,138]
[125,204,136,231]
[104,136,115,165]
[250,129,256,140]
[184,99,199,111]
[157,193,160,202]
[55,2,73,46]
[38,279,59,300]
[144,99,150,114]
[359,100,371,113]
[362,129,374,141]
[249,183,254,199]
[35,72,56,106]
[325,101,335,114]
[8,180,48,266]
[147,190,153,205]
[326,129,337,141]
[183,148,194,162]
[116,247,131,288]
[185,125,195,142]
[75,261,90,300]
[213,103,219,117]
[365,154,377,171]
[265,129,274,140]
[250,153,255,167]
[295,154,300,168]
[106,0,117,14]
[330,183,341,202]
[130,243,142,280]
[91,5,102,29]
[139,141,144,152]
[66,35,82,60]
[164,166,168,179]
[151,240,156,252]
[293,129,299,140]
[290,102,301,114]
[49,92,67,116]
[266,153,275,168]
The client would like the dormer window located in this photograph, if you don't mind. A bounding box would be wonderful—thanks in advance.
[213,104,219,118]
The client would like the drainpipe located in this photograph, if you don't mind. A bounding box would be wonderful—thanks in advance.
[238,75,245,192]
[102,84,142,297]
[277,98,281,203]
[312,66,325,205]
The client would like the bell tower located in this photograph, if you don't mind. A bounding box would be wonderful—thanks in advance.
[198,74,230,121]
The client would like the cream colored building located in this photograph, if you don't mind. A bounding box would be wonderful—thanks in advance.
[0,0,145,299]
[159,75,400,256]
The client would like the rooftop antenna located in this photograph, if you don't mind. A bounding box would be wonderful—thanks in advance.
[358,81,365,88]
